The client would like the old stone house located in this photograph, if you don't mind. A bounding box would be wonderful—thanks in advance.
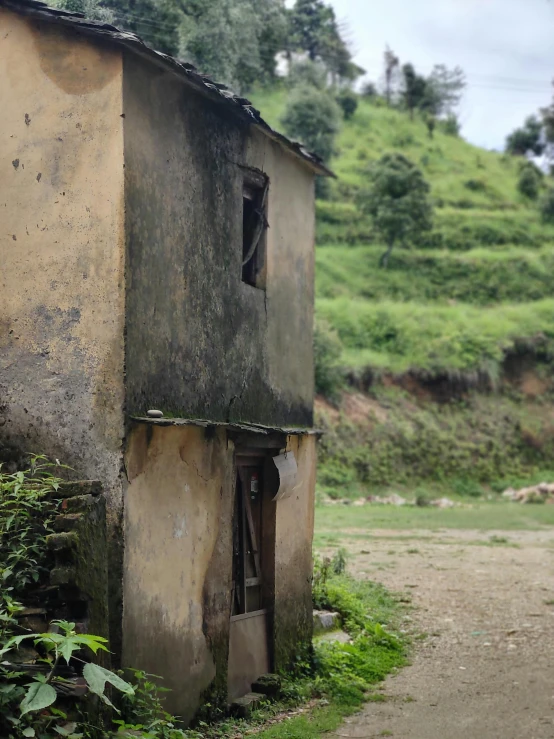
[0,0,330,723]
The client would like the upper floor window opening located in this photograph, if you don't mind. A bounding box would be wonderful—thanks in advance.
[242,169,269,289]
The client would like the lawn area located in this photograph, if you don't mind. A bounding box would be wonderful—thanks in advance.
[314,501,554,539]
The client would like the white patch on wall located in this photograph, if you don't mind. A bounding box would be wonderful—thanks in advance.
[173,515,187,539]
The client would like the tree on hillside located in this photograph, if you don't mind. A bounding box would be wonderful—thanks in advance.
[281,84,342,164]
[288,0,362,83]
[383,46,400,106]
[517,161,543,200]
[539,186,554,223]
[101,0,181,54]
[288,59,329,90]
[505,115,545,157]
[426,64,466,117]
[358,154,433,268]
[401,63,429,119]
[336,88,358,120]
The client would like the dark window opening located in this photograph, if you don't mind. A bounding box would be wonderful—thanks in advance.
[242,171,269,288]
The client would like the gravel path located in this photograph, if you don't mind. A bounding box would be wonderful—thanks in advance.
[331,528,554,739]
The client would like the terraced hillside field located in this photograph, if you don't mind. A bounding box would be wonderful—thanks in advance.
[252,87,554,497]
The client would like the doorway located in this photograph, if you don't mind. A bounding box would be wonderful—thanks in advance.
[227,454,275,700]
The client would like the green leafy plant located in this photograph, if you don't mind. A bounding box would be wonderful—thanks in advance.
[0,620,134,736]
[0,457,64,596]
[115,669,188,738]
[336,89,358,121]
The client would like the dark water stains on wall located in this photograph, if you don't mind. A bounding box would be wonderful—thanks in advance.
[123,54,313,428]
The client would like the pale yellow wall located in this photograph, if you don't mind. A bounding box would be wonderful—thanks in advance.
[123,424,236,722]
[123,425,317,720]
[273,434,317,668]
[0,11,125,501]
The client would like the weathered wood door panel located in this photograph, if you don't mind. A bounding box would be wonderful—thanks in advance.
[228,459,271,700]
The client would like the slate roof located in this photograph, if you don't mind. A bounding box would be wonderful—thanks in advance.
[1,0,333,177]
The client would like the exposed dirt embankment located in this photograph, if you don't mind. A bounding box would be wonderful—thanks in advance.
[315,367,554,497]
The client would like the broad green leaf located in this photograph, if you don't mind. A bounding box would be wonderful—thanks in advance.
[22,728,35,737]
[67,633,109,654]
[20,681,57,716]
[83,662,134,698]
[54,722,78,736]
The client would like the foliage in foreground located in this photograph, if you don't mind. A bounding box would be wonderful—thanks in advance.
[310,556,406,707]
[0,459,169,739]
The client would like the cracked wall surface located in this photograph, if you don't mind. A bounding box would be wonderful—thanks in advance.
[122,53,316,428]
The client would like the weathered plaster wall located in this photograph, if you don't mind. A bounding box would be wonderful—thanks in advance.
[273,435,317,670]
[123,55,315,428]
[123,424,236,722]
[0,11,126,498]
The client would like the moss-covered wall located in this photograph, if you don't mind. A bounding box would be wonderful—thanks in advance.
[122,54,316,428]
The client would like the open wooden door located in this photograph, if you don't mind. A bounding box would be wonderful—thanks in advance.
[228,456,272,701]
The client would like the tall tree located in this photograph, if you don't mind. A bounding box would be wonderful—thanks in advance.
[401,63,428,120]
[426,64,466,117]
[383,46,400,106]
[52,0,114,22]
[358,153,433,268]
[179,0,287,91]
[105,0,181,55]
[288,0,359,83]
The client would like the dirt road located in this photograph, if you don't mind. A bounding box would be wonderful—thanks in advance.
[332,528,554,739]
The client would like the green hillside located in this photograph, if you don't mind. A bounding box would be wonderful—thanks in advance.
[252,86,554,497]
[253,88,554,382]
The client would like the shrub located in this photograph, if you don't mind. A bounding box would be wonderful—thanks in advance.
[314,319,344,399]
[336,89,358,120]
[464,178,487,192]
[441,113,461,136]
[539,187,554,223]
[517,161,543,200]
[281,84,342,163]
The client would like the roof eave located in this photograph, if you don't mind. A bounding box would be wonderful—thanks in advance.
[0,0,335,177]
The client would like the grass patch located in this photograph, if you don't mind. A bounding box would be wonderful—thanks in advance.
[317,297,554,376]
[316,245,554,305]
[315,501,554,532]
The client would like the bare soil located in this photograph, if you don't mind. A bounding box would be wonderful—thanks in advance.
[329,528,554,739]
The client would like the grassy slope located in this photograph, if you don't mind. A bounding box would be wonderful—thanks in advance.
[253,87,554,378]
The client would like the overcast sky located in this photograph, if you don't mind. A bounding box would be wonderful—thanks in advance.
[328,0,554,150]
